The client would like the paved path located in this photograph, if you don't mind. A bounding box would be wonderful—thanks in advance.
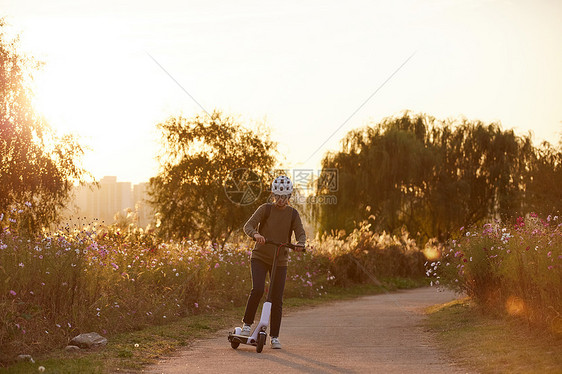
[143,287,471,373]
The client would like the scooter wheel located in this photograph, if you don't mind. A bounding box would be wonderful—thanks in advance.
[256,332,266,353]
[231,341,240,349]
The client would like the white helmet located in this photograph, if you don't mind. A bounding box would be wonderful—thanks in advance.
[271,175,293,196]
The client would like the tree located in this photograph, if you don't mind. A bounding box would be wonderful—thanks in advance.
[316,112,535,245]
[427,120,532,240]
[148,110,277,245]
[318,113,440,241]
[527,140,562,214]
[0,19,88,232]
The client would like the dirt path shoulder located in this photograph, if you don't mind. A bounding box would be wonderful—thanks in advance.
[143,287,471,374]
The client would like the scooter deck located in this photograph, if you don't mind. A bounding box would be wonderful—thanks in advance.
[228,333,256,346]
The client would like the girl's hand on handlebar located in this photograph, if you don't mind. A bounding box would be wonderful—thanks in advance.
[294,244,305,252]
[253,233,266,244]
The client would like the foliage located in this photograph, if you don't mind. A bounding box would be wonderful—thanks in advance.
[0,19,88,233]
[312,221,425,286]
[527,141,562,214]
[148,110,276,245]
[316,112,559,245]
[0,207,423,363]
[427,214,562,332]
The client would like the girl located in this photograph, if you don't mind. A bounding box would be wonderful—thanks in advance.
[241,175,306,349]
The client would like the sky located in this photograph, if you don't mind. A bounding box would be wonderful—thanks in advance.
[1,0,561,185]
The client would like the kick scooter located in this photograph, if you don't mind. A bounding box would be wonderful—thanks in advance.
[228,239,304,353]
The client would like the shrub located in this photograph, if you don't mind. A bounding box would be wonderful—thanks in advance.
[312,222,425,286]
[428,214,562,332]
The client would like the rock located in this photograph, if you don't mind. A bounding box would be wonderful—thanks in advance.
[16,354,35,363]
[65,345,81,352]
[69,332,108,349]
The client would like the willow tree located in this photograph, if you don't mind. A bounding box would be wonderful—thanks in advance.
[317,112,535,244]
[148,110,277,245]
[317,114,436,234]
[527,140,562,214]
[427,120,533,240]
[0,19,87,232]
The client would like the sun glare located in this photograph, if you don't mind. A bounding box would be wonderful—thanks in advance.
[505,296,526,317]
[423,246,441,261]
[25,20,116,134]
[33,66,83,135]
[22,19,165,184]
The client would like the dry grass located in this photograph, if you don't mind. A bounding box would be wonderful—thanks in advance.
[425,298,562,373]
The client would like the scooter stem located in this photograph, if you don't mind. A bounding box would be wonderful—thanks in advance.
[265,243,283,303]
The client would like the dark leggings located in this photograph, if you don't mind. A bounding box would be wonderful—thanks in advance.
[243,258,287,338]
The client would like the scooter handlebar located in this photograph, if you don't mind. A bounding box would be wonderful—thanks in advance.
[252,238,306,251]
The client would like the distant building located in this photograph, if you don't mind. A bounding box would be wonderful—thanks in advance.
[133,182,152,228]
[69,176,153,228]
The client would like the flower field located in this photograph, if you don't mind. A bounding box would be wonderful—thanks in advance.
[427,214,562,333]
[0,212,425,363]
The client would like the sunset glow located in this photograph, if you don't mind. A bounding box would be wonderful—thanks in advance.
[3,0,562,184]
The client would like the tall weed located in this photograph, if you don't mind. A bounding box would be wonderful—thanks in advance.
[1,209,424,363]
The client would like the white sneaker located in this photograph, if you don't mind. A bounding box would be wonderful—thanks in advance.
[240,324,251,337]
[270,337,282,349]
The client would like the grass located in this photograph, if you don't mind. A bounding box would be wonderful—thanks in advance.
[1,279,424,373]
[0,310,240,374]
[425,298,562,374]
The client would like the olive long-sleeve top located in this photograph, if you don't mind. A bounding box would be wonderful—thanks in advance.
[243,203,306,267]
